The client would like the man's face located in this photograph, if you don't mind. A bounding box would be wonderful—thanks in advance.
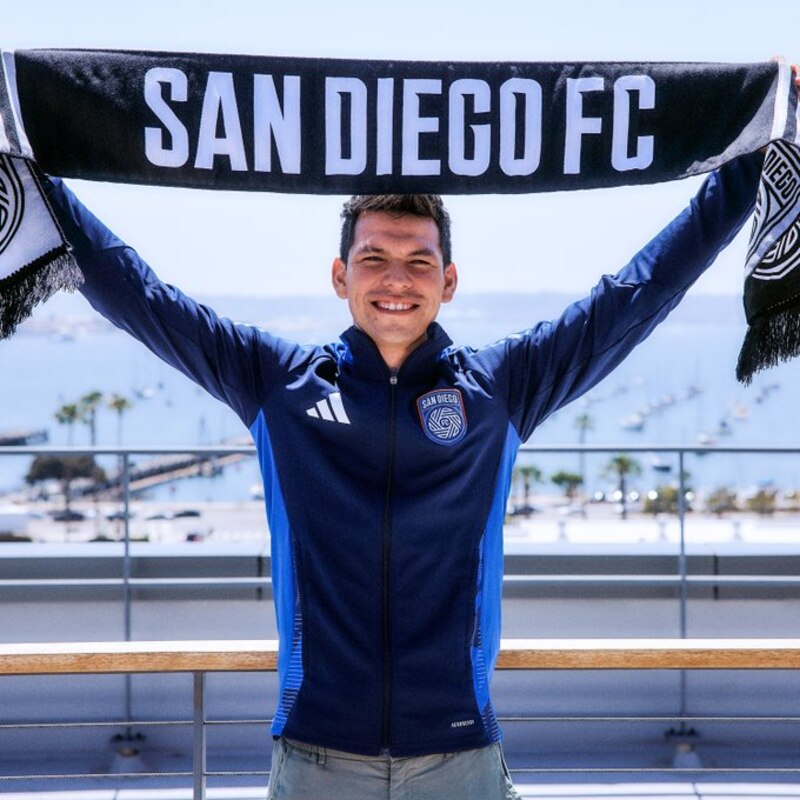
[331,210,457,370]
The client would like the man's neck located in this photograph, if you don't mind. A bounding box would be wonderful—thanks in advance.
[347,323,442,372]
[379,345,416,372]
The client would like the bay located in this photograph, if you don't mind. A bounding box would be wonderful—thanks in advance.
[2,292,799,502]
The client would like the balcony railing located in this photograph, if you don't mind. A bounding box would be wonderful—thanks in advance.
[3,443,800,632]
[2,445,800,796]
[2,638,800,798]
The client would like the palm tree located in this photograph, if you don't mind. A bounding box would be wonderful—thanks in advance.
[574,412,594,500]
[574,412,594,440]
[108,393,134,446]
[551,470,583,501]
[79,390,105,446]
[54,403,81,446]
[514,464,543,509]
[601,454,642,520]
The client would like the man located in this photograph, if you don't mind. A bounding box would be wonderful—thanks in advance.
[42,133,767,796]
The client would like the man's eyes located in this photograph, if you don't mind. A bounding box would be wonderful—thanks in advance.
[356,255,386,267]
[359,256,434,268]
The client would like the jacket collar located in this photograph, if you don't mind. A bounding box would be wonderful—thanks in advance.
[339,323,453,384]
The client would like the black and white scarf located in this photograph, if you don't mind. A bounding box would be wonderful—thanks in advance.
[0,49,798,382]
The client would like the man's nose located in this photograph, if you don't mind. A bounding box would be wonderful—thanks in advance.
[381,260,412,287]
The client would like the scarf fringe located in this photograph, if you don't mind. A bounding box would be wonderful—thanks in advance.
[0,247,83,339]
[736,304,800,385]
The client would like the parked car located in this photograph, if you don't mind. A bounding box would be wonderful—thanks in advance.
[508,503,541,517]
[50,509,86,522]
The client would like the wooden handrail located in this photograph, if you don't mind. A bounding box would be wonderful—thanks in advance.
[2,639,800,676]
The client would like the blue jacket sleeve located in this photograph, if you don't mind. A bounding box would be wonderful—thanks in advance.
[44,177,306,428]
[471,152,763,442]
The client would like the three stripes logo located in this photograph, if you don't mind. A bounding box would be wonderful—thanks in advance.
[306,392,351,425]
[416,388,467,446]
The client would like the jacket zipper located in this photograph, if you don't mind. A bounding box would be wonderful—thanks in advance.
[381,372,398,751]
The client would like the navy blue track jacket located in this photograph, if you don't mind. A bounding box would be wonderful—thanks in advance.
[46,153,761,757]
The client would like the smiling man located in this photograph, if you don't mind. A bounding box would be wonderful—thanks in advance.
[332,195,458,371]
[42,146,765,798]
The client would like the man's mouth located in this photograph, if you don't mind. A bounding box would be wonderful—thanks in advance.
[374,301,416,312]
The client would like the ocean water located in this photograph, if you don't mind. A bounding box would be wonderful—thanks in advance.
[2,301,800,501]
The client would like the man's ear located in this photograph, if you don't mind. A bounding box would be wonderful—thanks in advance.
[442,262,458,303]
[331,257,348,299]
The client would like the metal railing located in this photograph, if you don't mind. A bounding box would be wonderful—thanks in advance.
[3,445,800,795]
[3,442,800,610]
[2,638,800,797]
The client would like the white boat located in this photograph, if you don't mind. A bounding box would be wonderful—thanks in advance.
[620,413,645,432]
[649,455,672,473]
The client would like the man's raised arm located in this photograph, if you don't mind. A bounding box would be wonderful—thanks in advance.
[43,177,299,429]
[476,150,764,443]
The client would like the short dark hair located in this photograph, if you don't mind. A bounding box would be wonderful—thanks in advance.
[339,195,452,266]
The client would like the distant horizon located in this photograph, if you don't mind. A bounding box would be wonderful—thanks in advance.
[36,286,749,303]
[20,288,747,338]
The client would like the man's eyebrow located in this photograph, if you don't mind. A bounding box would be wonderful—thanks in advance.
[352,243,438,258]
[352,243,386,254]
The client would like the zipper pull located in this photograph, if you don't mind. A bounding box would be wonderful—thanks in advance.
[389,375,398,386]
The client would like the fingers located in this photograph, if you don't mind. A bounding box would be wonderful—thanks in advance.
[769,56,799,88]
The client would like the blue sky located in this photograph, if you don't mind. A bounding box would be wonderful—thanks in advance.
[6,0,800,297]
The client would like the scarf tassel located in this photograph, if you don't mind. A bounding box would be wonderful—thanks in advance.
[736,301,800,385]
[0,246,83,339]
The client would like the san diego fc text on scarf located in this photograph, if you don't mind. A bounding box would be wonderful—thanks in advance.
[0,50,798,382]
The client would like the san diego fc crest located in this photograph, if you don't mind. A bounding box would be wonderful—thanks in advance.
[416,388,467,446]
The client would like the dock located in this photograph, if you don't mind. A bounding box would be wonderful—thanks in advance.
[77,438,254,496]
[0,429,48,446]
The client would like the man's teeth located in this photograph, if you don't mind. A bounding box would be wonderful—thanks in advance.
[378,302,413,311]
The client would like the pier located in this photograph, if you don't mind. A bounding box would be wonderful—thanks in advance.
[0,429,48,446]
[74,438,255,497]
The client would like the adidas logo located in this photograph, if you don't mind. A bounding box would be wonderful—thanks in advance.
[306,392,351,425]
